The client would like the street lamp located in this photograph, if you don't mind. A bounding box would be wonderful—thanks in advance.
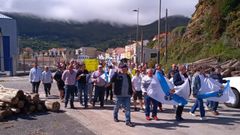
[133,8,143,64]
[133,8,139,43]
[157,0,161,64]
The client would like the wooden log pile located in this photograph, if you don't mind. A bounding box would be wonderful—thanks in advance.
[0,85,60,121]
[191,58,240,77]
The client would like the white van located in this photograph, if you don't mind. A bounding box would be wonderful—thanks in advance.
[224,76,240,108]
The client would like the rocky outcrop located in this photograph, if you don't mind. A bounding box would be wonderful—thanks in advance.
[183,0,240,46]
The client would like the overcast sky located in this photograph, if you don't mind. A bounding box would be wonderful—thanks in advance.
[0,0,198,25]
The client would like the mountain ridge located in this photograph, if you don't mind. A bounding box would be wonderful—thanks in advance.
[1,12,190,50]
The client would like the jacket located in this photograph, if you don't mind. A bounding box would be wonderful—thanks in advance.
[111,72,133,96]
[173,72,185,86]
[191,72,201,97]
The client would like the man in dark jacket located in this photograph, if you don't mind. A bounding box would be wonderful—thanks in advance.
[53,64,65,102]
[208,66,226,115]
[173,64,188,121]
[110,64,134,127]
[168,64,178,79]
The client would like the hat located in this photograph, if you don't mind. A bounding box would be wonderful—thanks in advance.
[119,64,128,69]
[98,65,103,68]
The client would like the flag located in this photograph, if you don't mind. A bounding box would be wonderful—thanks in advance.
[147,73,190,106]
[197,78,236,104]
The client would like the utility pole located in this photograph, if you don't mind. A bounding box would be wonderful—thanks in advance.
[141,30,144,64]
[157,0,161,64]
[165,8,168,63]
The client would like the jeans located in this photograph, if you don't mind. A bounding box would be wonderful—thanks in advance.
[176,105,184,119]
[105,84,113,101]
[113,97,131,123]
[31,81,40,93]
[78,83,88,107]
[144,95,158,117]
[190,98,205,117]
[93,86,105,107]
[88,83,94,102]
[207,100,219,111]
[43,83,51,96]
[64,85,75,107]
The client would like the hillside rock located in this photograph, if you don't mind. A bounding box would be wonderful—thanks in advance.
[183,0,240,45]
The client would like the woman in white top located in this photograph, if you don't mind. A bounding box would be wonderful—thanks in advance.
[42,66,53,97]
[132,69,143,111]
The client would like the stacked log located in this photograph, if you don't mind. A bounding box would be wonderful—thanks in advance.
[0,85,60,121]
[191,58,240,77]
[44,101,60,112]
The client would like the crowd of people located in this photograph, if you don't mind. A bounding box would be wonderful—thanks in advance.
[28,60,226,127]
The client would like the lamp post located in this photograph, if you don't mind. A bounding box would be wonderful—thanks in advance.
[133,8,139,43]
[133,8,143,64]
[157,0,161,64]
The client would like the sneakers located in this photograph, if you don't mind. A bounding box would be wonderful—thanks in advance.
[146,116,151,121]
[114,118,119,122]
[70,106,75,109]
[189,112,196,117]
[153,116,159,121]
[126,121,135,127]
[199,117,206,120]
[176,117,184,121]
[84,105,88,109]
[212,111,219,115]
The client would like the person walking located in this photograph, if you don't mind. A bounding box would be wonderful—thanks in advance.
[105,65,114,102]
[189,66,206,120]
[91,65,106,108]
[141,69,159,121]
[132,69,143,111]
[208,66,227,115]
[54,64,65,101]
[41,66,53,97]
[76,63,89,108]
[110,64,135,127]
[154,64,164,112]
[173,64,188,121]
[62,65,77,109]
[29,63,42,94]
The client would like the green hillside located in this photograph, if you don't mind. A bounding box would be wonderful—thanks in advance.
[152,0,240,65]
[1,12,189,51]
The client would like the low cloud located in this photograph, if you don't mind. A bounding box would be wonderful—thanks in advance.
[0,0,198,25]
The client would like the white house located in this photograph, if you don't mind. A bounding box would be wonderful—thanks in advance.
[125,42,157,64]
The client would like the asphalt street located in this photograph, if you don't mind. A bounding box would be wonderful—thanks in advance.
[1,76,240,135]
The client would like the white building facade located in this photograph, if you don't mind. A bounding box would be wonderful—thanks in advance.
[125,42,157,64]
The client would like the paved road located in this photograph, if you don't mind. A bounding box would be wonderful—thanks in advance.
[0,112,95,135]
[1,76,240,135]
[0,76,95,135]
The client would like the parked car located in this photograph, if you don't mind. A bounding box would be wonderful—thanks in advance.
[224,76,240,108]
